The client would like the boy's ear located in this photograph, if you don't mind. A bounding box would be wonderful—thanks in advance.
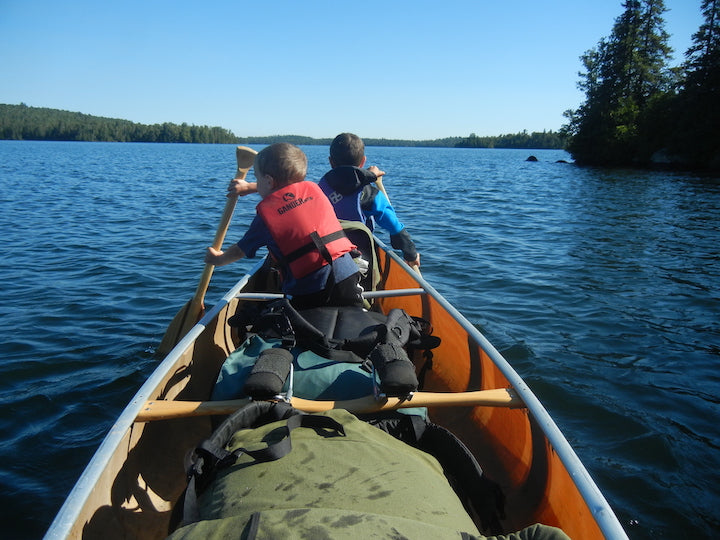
[360,156,367,167]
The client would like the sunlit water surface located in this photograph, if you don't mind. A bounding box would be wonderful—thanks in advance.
[1,141,718,538]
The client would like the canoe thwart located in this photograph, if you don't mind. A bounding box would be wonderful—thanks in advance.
[136,388,523,422]
[234,288,427,302]
[362,288,426,299]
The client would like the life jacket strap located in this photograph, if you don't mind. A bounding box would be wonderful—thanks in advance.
[283,229,347,266]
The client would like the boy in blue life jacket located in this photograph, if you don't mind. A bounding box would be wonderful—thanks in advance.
[318,133,420,270]
[205,143,363,310]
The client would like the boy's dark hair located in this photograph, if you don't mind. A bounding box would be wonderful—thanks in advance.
[329,133,365,167]
[255,143,307,187]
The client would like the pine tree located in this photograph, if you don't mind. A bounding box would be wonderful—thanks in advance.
[671,0,720,167]
[565,0,673,166]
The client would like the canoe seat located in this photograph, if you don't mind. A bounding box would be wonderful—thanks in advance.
[340,219,381,292]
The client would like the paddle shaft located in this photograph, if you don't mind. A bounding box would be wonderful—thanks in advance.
[157,146,256,355]
[136,388,522,422]
[189,196,237,314]
[375,176,390,203]
[191,146,257,311]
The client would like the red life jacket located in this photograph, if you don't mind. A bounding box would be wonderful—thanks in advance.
[256,181,355,279]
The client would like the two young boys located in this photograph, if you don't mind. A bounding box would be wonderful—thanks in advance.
[207,135,421,309]
[205,143,363,310]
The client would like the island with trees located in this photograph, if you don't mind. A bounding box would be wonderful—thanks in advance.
[562,0,719,171]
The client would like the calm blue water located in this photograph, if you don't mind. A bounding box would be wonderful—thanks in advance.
[1,141,719,539]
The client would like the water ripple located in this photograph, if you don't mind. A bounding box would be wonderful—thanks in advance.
[1,142,719,539]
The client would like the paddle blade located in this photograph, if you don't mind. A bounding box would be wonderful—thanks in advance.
[156,297,202,357]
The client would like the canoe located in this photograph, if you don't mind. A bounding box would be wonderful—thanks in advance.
[45,240,628,539]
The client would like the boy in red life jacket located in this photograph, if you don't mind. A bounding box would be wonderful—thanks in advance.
[205,143,363,310]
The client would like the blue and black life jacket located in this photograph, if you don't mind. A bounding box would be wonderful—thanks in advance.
[318,165,379,227]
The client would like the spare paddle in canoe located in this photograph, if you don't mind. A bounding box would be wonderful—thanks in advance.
[136,388,523,422]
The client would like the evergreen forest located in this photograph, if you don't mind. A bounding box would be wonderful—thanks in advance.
[562,0,720,170]
[0,103,565,150]
[0,104,238,144]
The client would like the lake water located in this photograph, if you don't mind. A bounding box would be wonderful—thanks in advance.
[1,140,718,539]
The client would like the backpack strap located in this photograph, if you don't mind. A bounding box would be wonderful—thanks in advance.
[419,423,506,534]
[339,219,380,292]
[179,402,345,527]
[253,299,368,363]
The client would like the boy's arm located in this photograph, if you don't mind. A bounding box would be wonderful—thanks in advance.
[228,178,258,197]
[205,244,246,266]
[362,190,420,267]
[390,228,420,267]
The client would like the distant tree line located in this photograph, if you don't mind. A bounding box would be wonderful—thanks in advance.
[1,104,567,150]
[563,0,720,171]
[454,130,567,149]
[0,104,239,144]
[240,135,472,148]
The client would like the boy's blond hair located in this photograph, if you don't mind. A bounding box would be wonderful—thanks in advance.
[254,143,307,187]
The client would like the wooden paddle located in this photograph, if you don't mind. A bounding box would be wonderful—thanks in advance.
[135,388,522,422]
[375,175,390,204]
[157,146,257,356]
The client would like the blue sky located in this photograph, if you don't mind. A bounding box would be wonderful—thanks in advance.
[0,0,705,140]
